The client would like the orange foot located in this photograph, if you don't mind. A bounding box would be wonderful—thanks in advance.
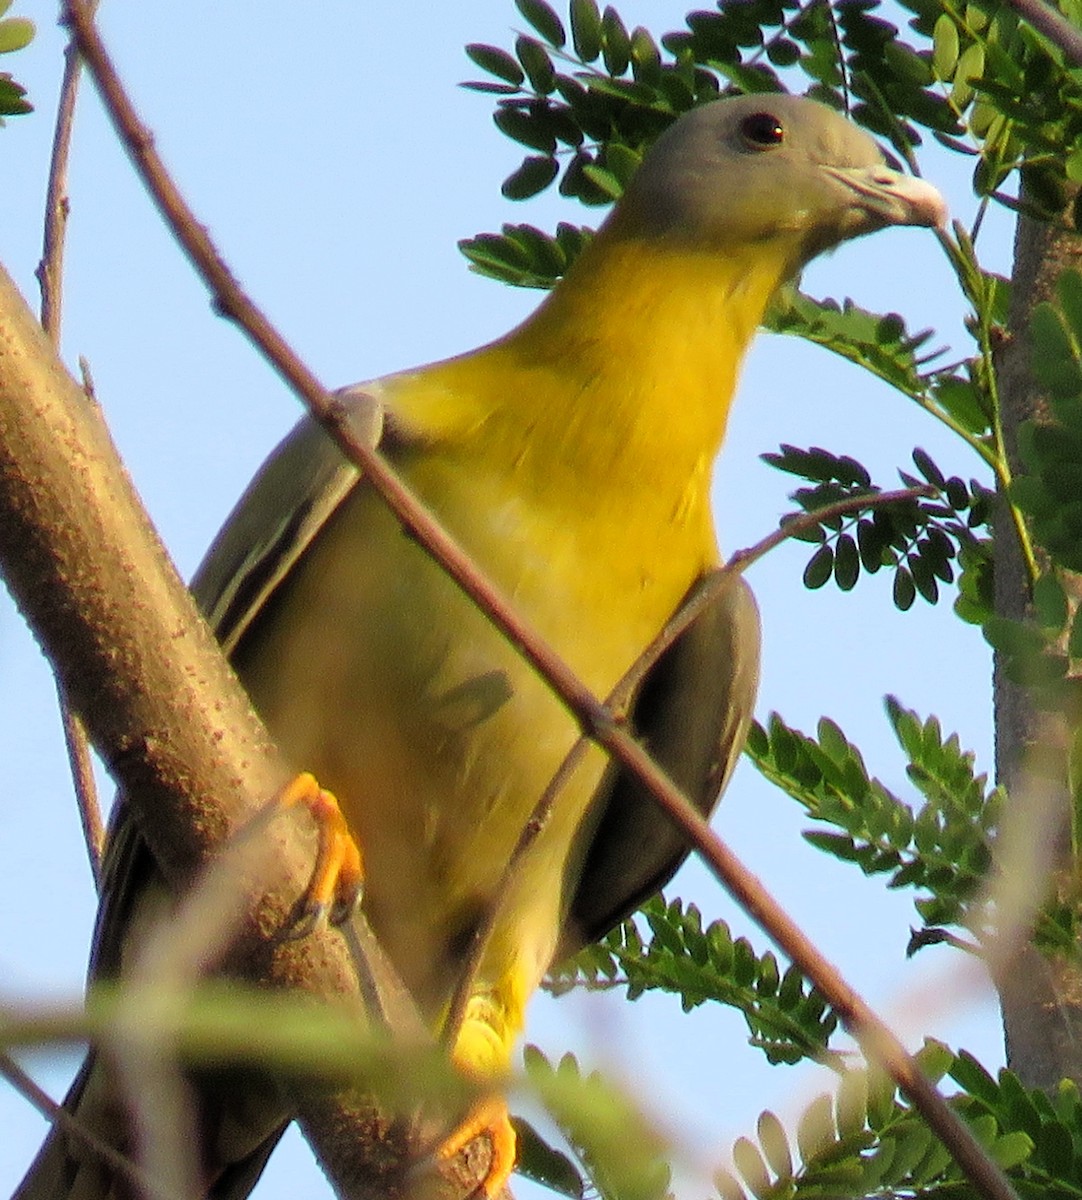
[273,771,364,936]
[436,1096,516,1197]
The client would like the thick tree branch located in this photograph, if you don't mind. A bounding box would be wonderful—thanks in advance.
[0,266,473,1198]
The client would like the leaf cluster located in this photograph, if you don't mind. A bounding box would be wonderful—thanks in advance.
[925,0,1082,225]
[0,2,32,121]
[551,895,840,1066]
[746,700,1001,938]
[1013,269,1082,579]
[717,1042,1078,1200]
[463,0,964,217]
[460,221,593,288]
[767,284,996,441]
[518,1042,1082,1200]
[520,1045,673,1200]
[464,0,718,206]
[765,442,993,615]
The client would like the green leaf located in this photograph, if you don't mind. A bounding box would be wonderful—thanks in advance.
[513,1118,585,1198]
[836,1070,868,1139]
[494,106,558,152]
[1069,606,1082,659]
[466,43,525,86]
[796,1094,836,1161]
[990,1130,1034,1170]
[630,26,662,84]
[893,567,916,610]
[833,533,860,591]
[714,1168,747,1200]
[1033,572,1068,631]
[732,1137,771,1199]
[914,1038,954,1083]
[756,1110,793,1180]
[951,41,985,109]
[804,544,834,589]
[932,15,960,81]
[515,0,566,47]
[516,35,556,93]
[1056,269,1082,342]
[0,15,31,54]
[502,155,560,199]
[1030,303,1082,398]
[601,5,631,75]
[570,0,603,61]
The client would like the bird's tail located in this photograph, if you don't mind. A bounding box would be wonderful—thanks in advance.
[11,1055,121,1200]
[12,1053,285,1200]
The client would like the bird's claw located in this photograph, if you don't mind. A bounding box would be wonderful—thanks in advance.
[272,772,364,938]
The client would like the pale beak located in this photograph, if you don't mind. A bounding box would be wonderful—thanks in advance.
[825,163,949,229]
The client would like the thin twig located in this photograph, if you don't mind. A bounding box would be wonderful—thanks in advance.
[58,690,105,890]
[36,11,90,336]
[38,5,106,890]
[442,484,934,1045]
[61,8,1020,1199]
[0,1051,166,1200]
[1001,0,1082,66]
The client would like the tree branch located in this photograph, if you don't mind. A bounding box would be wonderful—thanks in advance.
[0,262,462,1197]
[1001,0,1082,67]
[995,201,1082,1092]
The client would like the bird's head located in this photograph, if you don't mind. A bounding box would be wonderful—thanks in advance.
[609,93,946,267]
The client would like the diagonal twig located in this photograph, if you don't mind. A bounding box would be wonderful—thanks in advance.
[0,1051,167,1200]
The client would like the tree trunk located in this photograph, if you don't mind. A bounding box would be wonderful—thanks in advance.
[995,205,1082,1090]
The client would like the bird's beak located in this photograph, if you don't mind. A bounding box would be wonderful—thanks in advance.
[824,164,948,230]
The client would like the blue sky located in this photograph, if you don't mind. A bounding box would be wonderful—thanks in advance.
[0,4,1013,1197]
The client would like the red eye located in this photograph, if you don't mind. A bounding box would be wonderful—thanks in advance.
[740,112,785,149]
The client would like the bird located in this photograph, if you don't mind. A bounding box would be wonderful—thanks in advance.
[15,92,945,1200]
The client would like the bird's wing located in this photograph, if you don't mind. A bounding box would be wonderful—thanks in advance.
[92,392,388,970]
[560,574,760,955]
[63,402,383,1197]
[191,398,382,651]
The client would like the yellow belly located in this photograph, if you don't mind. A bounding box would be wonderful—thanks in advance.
[234,443,712,1064]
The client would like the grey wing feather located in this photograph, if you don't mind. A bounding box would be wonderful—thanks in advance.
[192,414,362,649]
[561,575,760,955]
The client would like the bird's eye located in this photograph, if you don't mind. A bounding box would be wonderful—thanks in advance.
[739,112,785,150]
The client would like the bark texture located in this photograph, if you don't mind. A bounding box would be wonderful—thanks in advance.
[996,207,1082,1090]
[0,263,495,1198]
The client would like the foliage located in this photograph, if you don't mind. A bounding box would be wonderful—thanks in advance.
[0,1,32,121]
[520,1046,673,1200]
[550,896,841,1066]
[747,701,1002,936]
[518,1040,1082,1200]
[715,1044,1082,1200]
[763,441,993,615]
[1013,269,1082,579]
[459,1,1082,1196]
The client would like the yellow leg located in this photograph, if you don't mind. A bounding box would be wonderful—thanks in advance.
[273,771,364,935]
[436,1096,517,1198]
[434,988,525,1196]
